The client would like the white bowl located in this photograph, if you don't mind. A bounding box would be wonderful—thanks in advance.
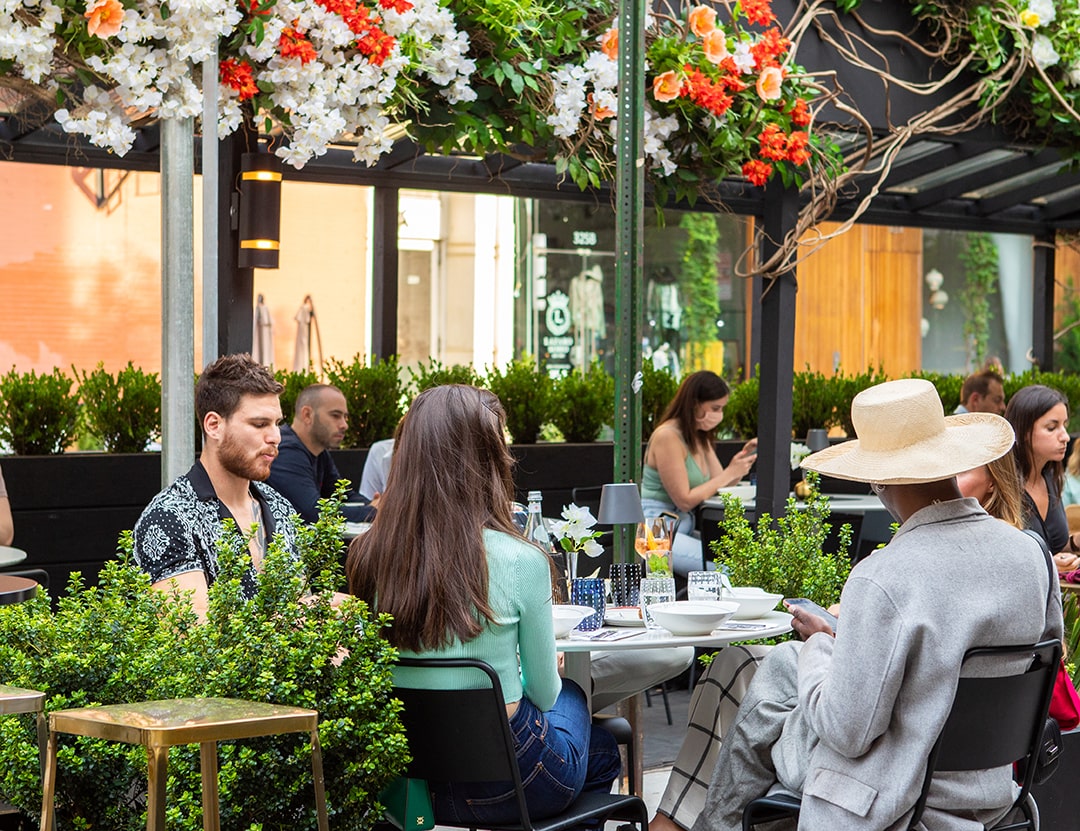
[726,587,784,620]
[716,484,756,503]
[552,605,597,638]
[646,601,739,636]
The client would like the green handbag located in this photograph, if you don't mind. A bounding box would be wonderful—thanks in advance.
[378,776,435,831]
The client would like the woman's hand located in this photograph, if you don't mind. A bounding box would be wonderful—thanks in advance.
[724,439,758,483]
[1055,552,1080,573]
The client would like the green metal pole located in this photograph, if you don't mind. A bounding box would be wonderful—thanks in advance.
[612,0,645,563]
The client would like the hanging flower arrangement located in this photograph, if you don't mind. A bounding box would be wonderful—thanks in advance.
[545,0,843,202]
[0,0,842,197]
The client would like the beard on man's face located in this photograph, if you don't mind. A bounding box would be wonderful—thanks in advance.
[217,432,277,481]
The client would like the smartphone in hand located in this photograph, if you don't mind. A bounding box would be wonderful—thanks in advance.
[784,598,838,634]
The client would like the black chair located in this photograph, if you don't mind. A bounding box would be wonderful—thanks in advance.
[743,640,1062,831]
[393,657,649,831]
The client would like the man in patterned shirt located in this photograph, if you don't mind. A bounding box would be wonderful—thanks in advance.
[133,353,298,618]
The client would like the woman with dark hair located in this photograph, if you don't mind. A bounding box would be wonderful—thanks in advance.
[346,385,619,824]
[1005,384,1080,571]
[641,370,757,535]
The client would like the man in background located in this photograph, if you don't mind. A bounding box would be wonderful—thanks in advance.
[954,369,1006,415]
[268,384,378,523]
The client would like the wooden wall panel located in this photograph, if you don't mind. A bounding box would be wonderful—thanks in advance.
[793,222,922,376]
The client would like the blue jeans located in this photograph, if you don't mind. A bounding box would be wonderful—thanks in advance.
[430,679,621,824]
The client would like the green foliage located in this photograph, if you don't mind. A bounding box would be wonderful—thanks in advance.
[1064,594,1080,685]
[324,355,405,447]
[75,362,161,453]
[275,367,320,424]
[723,370,759,440]
[640,363,680,441]
[0,488,405,830]
[791,367,838,438]
[710,473,851,606]
[484,357,553,444]
[959,233,999,369]
[550,361,614,443]
[0,367,80,455]
[1054,290,1080,374]
[406,359,482,399]
[911,369,963,416]
[677,214,721,367]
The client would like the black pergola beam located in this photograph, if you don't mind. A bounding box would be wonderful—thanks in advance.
[371,186,399,360]
[976,168,1080,217]
[877,141,989,191]
[904,148,1062,211]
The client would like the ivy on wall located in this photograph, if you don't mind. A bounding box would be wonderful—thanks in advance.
[677,213,722,369]
[959,232,999,370]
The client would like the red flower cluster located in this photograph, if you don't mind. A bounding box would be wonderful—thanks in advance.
[220,58,258,100]
[757,124,811,165]
[280,22,318,64]
[788,97,811,127]
[315,0,397,65]
[750,28,790,70]
[378,0,413,11]
[682,67,734,117]
[742,159,772,187]
[742,0,776,27]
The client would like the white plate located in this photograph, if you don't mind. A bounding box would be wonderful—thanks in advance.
[604,607,645,627]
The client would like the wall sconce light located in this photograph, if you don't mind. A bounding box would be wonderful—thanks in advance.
[238,152,283,269]
[924,268,948,311]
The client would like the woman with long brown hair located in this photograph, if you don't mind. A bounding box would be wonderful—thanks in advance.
[347,385,619,824]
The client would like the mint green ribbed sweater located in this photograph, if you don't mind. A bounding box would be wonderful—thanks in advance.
[393,529,562,711]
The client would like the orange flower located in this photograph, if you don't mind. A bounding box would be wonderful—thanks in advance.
[755,65,783,100]
[688,5,716,37]
[220,58,259,101]
[652,70,683,102]
[702,30,728,65]
[786,131,811,165]
[588,93,615,120]
[742,0,776,27]
[742,159,772,187]
[84,0,124,38]
[789,97,811,127]
[280,23,318,64]
[599,28,618,60]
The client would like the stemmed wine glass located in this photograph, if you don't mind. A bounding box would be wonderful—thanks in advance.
[634,516,672,574]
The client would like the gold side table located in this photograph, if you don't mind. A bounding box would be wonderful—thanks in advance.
[40,697,330,831]
[0,686,47,778]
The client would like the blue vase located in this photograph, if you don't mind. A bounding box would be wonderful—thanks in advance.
[570,577,606,631]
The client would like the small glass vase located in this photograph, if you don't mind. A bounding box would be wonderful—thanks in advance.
[570,577,606,631]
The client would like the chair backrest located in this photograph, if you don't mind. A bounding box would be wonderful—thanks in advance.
[908,640,1062,829]
[1066,504,1080,534]
[393,658,536,828]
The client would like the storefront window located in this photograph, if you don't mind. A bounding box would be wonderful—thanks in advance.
[519,199,750,380]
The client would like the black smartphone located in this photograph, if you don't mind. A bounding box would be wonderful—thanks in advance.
[783,598,838,633]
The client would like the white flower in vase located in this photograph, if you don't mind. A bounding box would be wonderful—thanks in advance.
[548,503,605,583]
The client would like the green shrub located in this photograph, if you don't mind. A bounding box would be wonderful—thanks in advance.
[710,473,851,606]
[75,362,161,452]
[550,362,614,443]
[484,357,553,444]
[911,370,962,415]
[0,488,405,830]
[325,355,405,447]
[640,363,680,441]
[723,371,759,440]
[791,367,837,438]
[407,359,481,398]
[276,367,320,424]
[0,367,80,455]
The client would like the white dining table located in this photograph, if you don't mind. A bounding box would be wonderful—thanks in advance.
[555,610,793,709]
[0,546,27,568]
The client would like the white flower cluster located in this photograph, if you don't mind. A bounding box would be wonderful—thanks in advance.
[547,36,680,178]
[12,0,474,165]
[1022,0,1060,69]
[1,0,63,84]
[548,503,605,558]
[215,0,476,168]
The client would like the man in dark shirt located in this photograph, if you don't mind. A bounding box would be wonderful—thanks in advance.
[267,383,377,523]
[133,353,298,618]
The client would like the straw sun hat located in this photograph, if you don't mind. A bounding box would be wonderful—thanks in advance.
[800,378,1016,485]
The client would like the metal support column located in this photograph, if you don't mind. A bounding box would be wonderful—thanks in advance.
[1032,232,1056,370]
[754,182,799,519]
[612,0,646,564]
[201,48,219,367]
[371,186,400,360]
[161,116,197,486]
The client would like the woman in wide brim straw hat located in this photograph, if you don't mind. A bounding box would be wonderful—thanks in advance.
[800,377,1015,486]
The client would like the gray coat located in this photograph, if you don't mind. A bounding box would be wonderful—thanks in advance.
[798,498,1061,829]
